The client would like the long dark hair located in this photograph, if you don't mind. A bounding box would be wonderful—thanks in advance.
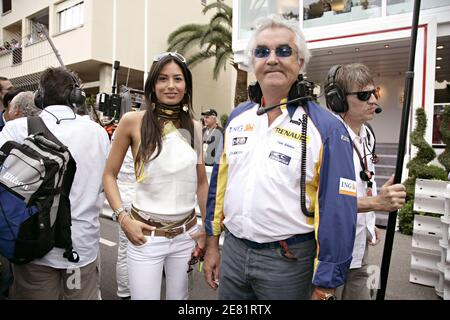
[136,55,194,171]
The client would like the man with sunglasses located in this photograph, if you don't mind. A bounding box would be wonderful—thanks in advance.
[325,63,406,299]
[204,16,357,300]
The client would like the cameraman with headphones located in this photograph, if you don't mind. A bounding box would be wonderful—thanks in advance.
[324,63,406,299]
[203,15,357,300]
[0,67,109,299]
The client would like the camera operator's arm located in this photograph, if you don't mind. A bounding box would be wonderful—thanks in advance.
[357,175,406,212]
[102,112,154,246]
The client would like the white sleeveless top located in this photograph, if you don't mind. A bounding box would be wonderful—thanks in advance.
[133,123,198,215]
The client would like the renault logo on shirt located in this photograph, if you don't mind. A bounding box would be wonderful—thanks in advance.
[244,124,255,132]
[275,127,309,143]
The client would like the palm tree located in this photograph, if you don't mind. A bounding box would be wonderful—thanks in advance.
[167,0,248,107]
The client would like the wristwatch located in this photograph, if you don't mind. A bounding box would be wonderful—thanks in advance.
[112,207,125,222]
[315,288,337,300]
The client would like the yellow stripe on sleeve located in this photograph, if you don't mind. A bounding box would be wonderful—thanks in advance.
[313,145,323,273]
[212,145,228,236]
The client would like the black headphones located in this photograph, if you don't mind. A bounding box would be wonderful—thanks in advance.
[34,72,86,110]
[324,65,348,113]
[248,74,312,105]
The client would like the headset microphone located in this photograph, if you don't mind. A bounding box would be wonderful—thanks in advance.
[256,105,266,116]
[256,96,309,116]
[251,74,315,116]
[375,104,383,114]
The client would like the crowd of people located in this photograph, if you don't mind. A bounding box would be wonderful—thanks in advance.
[0,32,46,55]
[0,39,21,55]
[0,15,408,300]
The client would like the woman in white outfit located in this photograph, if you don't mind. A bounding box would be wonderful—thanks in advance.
[103,52,208,300]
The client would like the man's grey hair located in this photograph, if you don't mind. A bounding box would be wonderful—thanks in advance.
[11,91,41,117]
[246,15,311,72]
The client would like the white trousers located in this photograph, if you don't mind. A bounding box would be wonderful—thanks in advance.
[127,224,198,300]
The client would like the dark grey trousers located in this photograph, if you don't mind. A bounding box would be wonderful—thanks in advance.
[219,229,316,300]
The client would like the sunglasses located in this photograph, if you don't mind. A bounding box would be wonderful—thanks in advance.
[187,256,200,273]
[187,245,205,273]
[153,52,187,64]
[254,45,293,58]
[346,89,379,101]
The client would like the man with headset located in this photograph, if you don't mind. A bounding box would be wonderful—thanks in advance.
[0,67,109,299]
[203,15,357,300]
[324,63,406,299]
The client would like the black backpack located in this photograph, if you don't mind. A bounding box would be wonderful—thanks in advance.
[0,117,79,264]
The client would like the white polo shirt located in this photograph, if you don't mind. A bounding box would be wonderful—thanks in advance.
[0,105,110,268]
[346,122,377,269]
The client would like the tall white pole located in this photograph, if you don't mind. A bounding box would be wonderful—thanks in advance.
[112,0,118,90]
[381,0,387,17]
[144,0,149,87]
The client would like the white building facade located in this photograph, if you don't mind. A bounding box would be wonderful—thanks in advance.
[232,0,450,152]
[0,0,235,117]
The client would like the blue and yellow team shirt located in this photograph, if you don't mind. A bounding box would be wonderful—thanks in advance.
[205,99,358,288]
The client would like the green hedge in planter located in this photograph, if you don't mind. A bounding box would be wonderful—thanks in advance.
[398,200,414,235]
[437,105,450,173]
[398,108,448,234]
[220,113,229,129]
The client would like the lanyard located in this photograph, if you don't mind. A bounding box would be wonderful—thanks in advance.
[353,139,373,196]
[204,127,216,143]
[353,141,368,172]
